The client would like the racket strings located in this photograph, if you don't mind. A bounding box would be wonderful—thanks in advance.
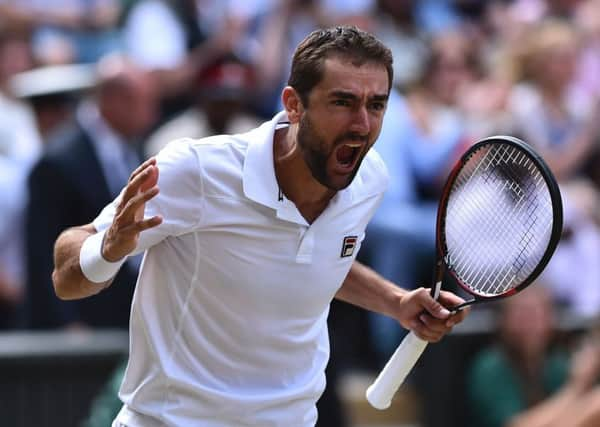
[444,144,554,296]
[453,146,552,294]
[448,148,538,279]
[452,160,549,294]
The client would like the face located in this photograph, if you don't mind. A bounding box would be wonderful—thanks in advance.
[500,287,554,357]
[294,58,389,190]
[429,52,473,105]
[102,72,159,139]
[0,39,32,82]
[539,47,578,90]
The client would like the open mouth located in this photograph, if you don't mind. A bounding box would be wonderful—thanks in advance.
[334,143,362,171]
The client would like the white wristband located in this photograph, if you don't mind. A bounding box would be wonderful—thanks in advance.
[79,230,127,284]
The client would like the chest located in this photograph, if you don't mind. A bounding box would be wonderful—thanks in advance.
[177,196,375,318]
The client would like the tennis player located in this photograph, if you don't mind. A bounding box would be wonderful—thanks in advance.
[52,26,468,427]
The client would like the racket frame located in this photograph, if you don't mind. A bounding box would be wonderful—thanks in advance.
[436,135,563,308]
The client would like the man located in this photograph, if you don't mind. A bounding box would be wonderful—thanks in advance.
[52,26,468,426]
[0,30,38,328]
[27,57,158,329]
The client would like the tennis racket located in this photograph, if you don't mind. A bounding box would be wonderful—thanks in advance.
[366,135,563,410]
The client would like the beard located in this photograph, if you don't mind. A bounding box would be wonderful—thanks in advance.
[297,114,365,191]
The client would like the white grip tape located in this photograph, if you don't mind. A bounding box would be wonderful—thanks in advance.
[79,230,127,284]
[365,331,428,410]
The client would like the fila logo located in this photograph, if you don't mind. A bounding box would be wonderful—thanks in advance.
[341,236,358,258]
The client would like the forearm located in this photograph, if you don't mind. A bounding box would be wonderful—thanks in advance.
[569,388,600,427]
[508,385,583,427]
[52,224,113,300]
[335,261,406,319]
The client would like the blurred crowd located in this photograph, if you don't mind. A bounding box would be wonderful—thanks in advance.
[1,0,600,426]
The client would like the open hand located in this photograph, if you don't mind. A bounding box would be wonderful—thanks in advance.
[102,158,163,261]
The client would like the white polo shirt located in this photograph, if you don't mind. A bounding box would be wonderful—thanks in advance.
[93,111,389,427]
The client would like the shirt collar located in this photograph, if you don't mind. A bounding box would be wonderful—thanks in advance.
[77,100,129,150]
[242,110,289,210]
[242,110,382,225]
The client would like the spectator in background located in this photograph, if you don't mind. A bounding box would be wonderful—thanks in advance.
[466,286,571,427]
[538,180,600,318]
[25,56,159,329]
[5,63,97,329]
[144,57,262,156]
[10,63,97,140]
[504,18,600,318]
[508,324,600,427]
[0,31,38,329]
[0,0,123,64]
[251,0,330,117]
[507,19,600,182]
[574,0,600,188]
[121,0,266,117]
[573,0,600,103]
[370,0,429,90]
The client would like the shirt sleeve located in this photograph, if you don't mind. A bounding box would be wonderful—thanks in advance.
[93,138,204,256]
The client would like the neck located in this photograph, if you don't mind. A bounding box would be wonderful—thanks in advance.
[273,126,335,223]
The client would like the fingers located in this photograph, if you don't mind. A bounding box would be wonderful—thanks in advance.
[411,313,453,342]
[102,158,162,261]
[129,157,157,183]
[113,213,162,237]
[437,290,467,309]
[104,185,162,261]
[446,306,469,327]
[438,290,470,327]
[418,289,451,320]
[122,160,159,203]
[135,215,163,232]
[115,185,160,225]
[400,288,470,342]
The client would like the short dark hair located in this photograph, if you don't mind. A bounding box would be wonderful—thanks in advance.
[287,25,394,106]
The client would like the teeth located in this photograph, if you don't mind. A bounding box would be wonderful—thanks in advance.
[345,143,361,148]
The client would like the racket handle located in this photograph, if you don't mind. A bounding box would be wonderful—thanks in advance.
[365,331,428,410]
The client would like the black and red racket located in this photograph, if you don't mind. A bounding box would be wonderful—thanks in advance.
[366,135,563,409]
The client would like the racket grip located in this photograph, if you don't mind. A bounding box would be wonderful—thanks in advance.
[365,331,428,410]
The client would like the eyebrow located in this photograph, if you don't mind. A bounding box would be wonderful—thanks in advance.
[329,90,389,102]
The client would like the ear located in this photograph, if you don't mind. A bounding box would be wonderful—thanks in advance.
[281,86,304,124]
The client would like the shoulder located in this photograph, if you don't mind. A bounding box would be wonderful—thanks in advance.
[159,133,250,168]
[44,122,86,155]
[157,133,247,159]
[469,347,511,377]
[30,123,91,178]
[155,134,251,196]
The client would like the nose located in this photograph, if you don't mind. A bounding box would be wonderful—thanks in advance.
[350,105,370,135]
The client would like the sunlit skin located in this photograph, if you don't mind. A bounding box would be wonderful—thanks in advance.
[274,57,389,223]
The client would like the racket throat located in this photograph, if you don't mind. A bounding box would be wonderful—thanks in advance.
[430,259,445,299]
[450,298,478,314]
[431,280,442,300]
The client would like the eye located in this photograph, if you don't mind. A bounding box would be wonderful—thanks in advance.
[369,102,386,112]
[333,99,350,107]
